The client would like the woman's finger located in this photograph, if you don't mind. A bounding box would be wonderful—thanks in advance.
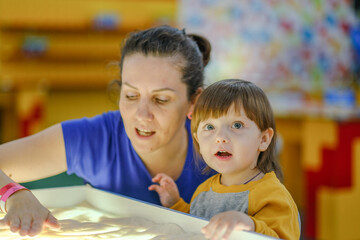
[45,212,60,229]
[8,217,20,233]
[28,219,43,237]
[0,215,9,227]
[18,215,31,236]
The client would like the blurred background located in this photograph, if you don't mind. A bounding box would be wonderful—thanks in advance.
[0,0,359,239]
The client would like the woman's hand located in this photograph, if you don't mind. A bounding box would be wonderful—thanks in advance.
[148,173,180,208]
[0,189,60,236]
[202,211,255,240]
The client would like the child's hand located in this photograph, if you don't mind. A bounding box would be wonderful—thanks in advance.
[202,211,255,240]
[148,173,180,208]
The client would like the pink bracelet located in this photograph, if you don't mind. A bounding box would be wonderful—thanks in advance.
[0,183,28,212]
[0,182,17,197]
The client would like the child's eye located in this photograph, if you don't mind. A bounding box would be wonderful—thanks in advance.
[204,124,215,131]
[232,122,243,129]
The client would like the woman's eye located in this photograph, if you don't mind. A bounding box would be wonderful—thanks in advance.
[232,122,243,129]
[126,94,138,100]
[204,124,215,131]
[155,97,169,104]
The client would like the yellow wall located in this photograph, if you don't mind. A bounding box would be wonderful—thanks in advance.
[0,0,177,142]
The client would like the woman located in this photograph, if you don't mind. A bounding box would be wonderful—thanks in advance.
[0,25,213,237]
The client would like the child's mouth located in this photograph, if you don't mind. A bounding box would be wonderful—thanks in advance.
[215,151,232,157]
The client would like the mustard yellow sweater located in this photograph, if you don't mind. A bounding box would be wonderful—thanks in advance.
[171,172,300,240]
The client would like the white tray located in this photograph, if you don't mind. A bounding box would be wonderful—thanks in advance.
[28,185,274,240]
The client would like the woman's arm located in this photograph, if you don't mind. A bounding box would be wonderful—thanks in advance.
[0,123,67,183]
[0,123,67,236]
[0,172,60,236]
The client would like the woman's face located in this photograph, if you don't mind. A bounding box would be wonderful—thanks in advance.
[119,53,193,154]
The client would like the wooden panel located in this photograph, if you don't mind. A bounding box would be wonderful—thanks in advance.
[0,31,125,61]
[0,92,18,143]
[0,0,177,89]
[1,61,119,89]
[0,0,177,31]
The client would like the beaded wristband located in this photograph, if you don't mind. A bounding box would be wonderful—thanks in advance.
[0,183,28,212]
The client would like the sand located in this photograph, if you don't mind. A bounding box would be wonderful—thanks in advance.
[0,201,205,239]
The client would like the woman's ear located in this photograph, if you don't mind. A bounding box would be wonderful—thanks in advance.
[259,128,274,152]
[193,88,203,103]
[189,88,203,112]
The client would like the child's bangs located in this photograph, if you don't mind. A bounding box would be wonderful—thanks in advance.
[196,88,245,121]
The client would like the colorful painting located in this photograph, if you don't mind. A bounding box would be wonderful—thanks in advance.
[179,0,357,96]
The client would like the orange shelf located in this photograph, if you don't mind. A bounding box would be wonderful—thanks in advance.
[0,31,125,61]
[0,0,177,31]
[1,61,119,89]
[0,0,177,89]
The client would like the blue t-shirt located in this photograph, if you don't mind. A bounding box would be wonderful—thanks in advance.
[61,111,213,205]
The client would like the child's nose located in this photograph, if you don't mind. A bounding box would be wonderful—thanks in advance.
[216,133,229,144]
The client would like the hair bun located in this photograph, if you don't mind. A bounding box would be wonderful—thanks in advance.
[188,34,211,67]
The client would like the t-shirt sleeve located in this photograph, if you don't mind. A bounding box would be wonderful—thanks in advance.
[61,111,121,182]
[170,198,190,213]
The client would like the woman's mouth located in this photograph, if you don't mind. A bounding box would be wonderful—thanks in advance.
[136,128,155,137]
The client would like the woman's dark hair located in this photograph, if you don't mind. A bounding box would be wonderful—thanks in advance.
[116,25,211,101]
[191,79,283,181]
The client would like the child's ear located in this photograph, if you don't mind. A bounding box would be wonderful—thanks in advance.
[259,128,274,152]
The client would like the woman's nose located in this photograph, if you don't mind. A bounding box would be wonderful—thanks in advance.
[136,101,154,121]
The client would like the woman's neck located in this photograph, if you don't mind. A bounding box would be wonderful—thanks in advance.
[137,127,189,180]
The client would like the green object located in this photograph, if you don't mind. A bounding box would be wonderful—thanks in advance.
[20,172,84,189]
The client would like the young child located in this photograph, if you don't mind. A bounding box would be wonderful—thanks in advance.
[149,79,300,240]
